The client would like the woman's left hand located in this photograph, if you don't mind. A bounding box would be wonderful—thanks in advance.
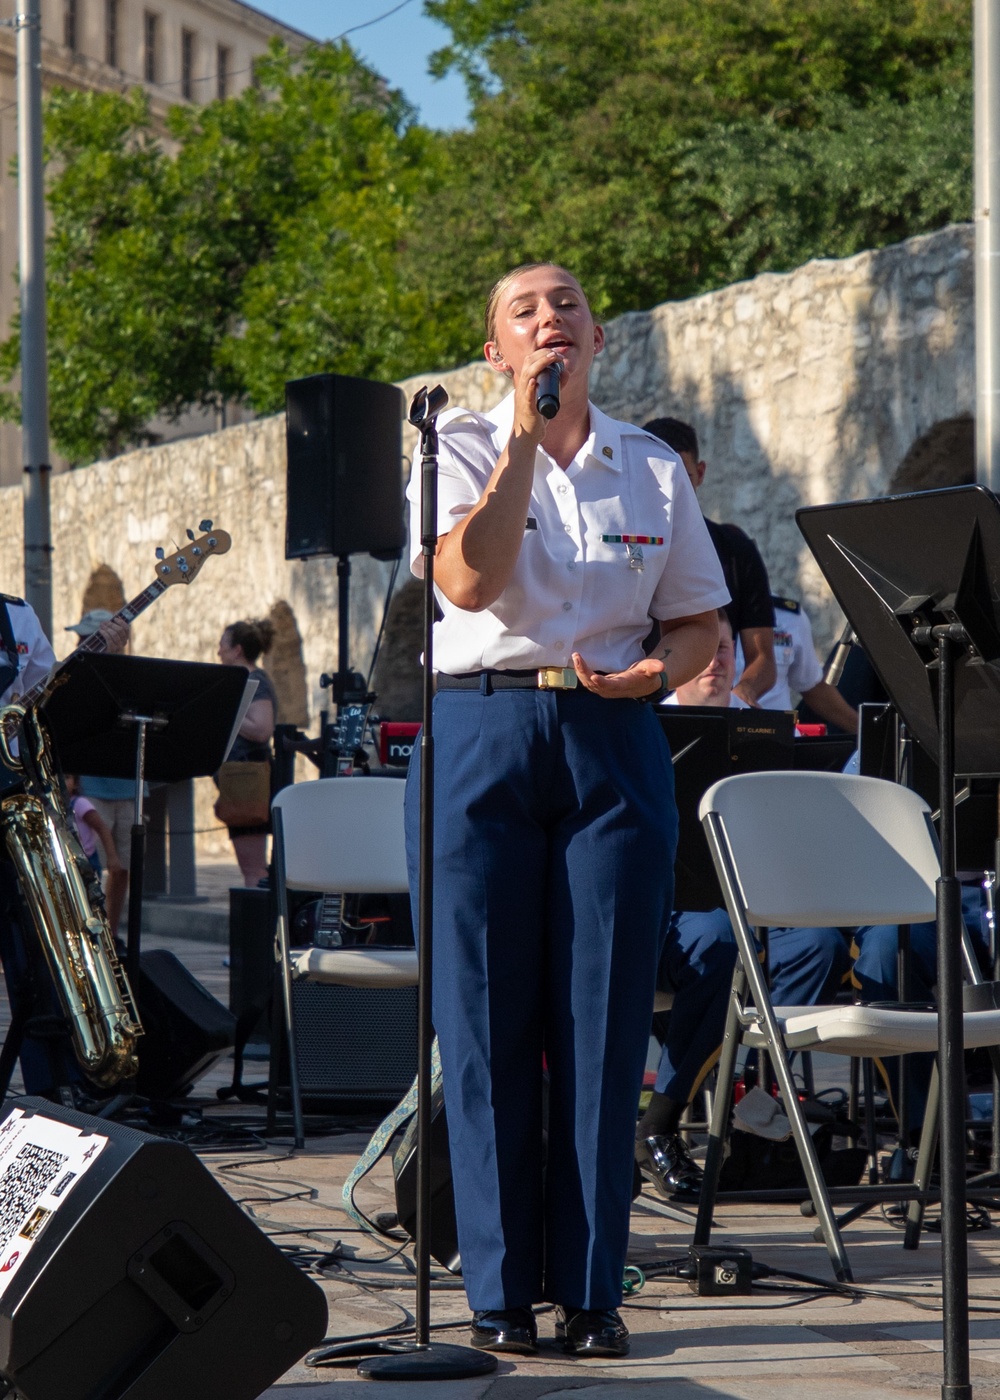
[572,652,664,699]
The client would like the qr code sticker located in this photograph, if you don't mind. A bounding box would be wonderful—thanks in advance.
[0,1143,68,1253]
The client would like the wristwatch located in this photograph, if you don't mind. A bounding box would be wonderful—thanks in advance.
[638,671,670,703]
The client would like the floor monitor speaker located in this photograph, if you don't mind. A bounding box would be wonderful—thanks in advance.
[285,372,406,560]
[135,949,236,1099]
[0,1097,327,1400]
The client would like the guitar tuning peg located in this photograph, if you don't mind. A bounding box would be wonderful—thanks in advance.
[186,528,195,541]
[199,519,213,531]
[155,547,165,560]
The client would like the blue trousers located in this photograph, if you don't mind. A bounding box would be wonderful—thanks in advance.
[851,884,989,1127]
[405,686,677,1311]
[654,913,849,1102]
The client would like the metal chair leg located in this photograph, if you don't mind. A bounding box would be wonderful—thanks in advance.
[904,1063,941,1249]
[271,808,305,1150]
[694,967,745,1247]
[861,1056,881,1184]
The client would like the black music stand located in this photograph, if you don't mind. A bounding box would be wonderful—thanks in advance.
[799,484,1000,1400]
[659,707,794,911]
[37,654,249,990]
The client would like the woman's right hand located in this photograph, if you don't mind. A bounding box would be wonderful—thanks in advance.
[511,347,564,445]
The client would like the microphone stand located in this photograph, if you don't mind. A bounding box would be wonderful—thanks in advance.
[356,387,497,1382]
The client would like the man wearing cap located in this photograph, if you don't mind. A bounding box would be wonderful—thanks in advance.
[0,596,127,1095]
[66,610,135,935]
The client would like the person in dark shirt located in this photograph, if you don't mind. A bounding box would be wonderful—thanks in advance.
[643,417,776,705]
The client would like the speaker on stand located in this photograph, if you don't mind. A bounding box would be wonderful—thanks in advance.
[284,373,405,747]
[0,1097,327,1400]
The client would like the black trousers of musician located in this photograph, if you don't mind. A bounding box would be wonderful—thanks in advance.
[404,684,676,1312]
[0,858,81,1095]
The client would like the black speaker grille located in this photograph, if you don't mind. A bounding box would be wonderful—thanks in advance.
[284,372,406,559]
[291,982,418,1099]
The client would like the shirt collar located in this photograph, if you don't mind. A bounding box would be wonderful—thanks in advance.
[484,392,624,473]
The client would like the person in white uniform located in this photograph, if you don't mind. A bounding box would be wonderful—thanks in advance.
[403,262,728,1359]
[641,611,848,1195]
[737,595,858,733]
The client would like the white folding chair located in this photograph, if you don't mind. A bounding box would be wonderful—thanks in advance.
[694,770,1000,1281]
[267,777,417,1146]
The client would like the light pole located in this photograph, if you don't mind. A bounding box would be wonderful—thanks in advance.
[976,0,1000,495]
[15,0,52,636]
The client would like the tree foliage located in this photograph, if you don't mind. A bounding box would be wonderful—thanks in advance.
[0,43,451,463]
[0,3,977,463]
[409,0,973,349]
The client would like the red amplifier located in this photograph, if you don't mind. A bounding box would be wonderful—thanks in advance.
[380,721,421,768]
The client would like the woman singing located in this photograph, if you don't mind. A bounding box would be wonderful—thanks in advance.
[403,263,728,1357]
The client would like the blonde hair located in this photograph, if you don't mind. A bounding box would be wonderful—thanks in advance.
[484,262,583,343]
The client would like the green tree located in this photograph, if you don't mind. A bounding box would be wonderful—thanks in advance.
[0,42,453,463]
[406,0,973,353]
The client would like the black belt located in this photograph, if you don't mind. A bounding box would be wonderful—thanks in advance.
[437,667,579,692]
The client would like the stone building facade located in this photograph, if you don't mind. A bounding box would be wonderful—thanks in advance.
[0,222,978,854]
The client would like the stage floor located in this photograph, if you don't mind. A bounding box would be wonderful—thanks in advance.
[0,877,998,1398]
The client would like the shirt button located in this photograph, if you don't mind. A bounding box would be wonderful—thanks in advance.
[565,525,573,533]
[562,601,573,612]
[557,483,569,495]
[567,561,576,570]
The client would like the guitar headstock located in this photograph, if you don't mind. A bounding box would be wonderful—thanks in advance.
[154,520,232,587]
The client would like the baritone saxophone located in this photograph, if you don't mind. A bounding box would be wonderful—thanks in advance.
[0,700,142,1086]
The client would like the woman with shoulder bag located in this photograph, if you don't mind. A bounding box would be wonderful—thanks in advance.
[215,618,277,886]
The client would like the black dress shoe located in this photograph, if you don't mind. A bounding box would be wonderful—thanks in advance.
[635,1131,703,1199]
[555,1306,630,1357]
[470,1307,538,1355]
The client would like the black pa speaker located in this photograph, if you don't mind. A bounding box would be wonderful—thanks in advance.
[285,372,406,560]
[135,950,237,1100]
[289,981,418,1102]
[392,1081,461,1273]
[0,1097,327,1400]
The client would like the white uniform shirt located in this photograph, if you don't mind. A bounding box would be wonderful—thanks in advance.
[0,597,55,707]
[663,692,750,709]
[406,393,729,675]
[735,599,822,710]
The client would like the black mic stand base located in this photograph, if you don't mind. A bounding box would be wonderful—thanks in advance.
[356,1342,499,1380]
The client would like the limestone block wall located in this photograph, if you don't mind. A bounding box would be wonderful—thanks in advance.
[588,223,976,646]
[0,223,977,855]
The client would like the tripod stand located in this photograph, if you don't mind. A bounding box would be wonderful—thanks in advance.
[800,483,1000,1400]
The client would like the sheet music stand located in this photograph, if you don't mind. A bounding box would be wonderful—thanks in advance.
[36,654,249,989]
[798,484,1000,1400]
[659,707,794,911]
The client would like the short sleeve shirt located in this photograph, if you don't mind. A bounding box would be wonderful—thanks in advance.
[0,597,55,707]
[705,521,775,636]
[405,393,730,675]
[69,795,98,857]
[663,692,750,710]
[228,668,277,764]
[737,598,823,709]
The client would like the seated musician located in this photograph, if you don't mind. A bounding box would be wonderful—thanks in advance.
[636,611,849,1198]
[851,889,991,1147]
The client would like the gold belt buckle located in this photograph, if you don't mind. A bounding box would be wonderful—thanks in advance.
[537,667,578,691]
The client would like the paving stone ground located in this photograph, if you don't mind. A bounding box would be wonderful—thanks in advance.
[2,862,999,1398]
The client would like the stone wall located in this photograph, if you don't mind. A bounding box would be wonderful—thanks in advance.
[0,223,977,854]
